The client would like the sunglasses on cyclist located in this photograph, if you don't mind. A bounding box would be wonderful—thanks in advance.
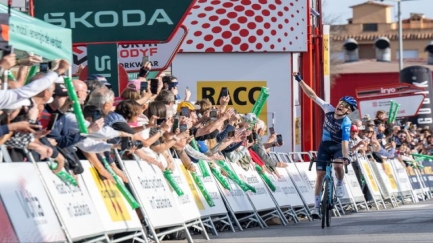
[338,100,351,109]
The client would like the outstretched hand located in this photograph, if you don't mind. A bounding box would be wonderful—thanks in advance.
[292,72,302,82]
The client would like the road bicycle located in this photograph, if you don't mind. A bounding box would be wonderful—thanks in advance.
[309,159,347,228]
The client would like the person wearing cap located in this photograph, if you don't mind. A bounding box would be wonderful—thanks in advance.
[115,79,154,107]
[349,125,367,155]
[87,74,112,90]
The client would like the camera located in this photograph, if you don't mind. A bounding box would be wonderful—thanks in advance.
[121,137,144,150]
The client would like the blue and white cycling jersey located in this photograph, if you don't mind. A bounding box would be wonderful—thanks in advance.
[314,97,351,143]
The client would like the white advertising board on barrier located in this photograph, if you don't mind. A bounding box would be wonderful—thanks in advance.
[37,163,105,241]
[284,163,315,206]
[378,160,400,196]
[230,163,276,211]
[192,160,227,217]
[389,159,415,193]
[79,160,142,233]
[0,163,66,243]
[330,168,356,206]
[357,157,383,200]
[344,164,366,203]
[273,168,305,207]
[214,163,254,213]
[170,158,201,222]
[123,160,184,228]
[294,162,316,190]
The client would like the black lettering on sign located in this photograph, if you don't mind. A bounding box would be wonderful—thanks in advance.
[16,190,45,218]
[202,88,216,104]
[201,87,262,105]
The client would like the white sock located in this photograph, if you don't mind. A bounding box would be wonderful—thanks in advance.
[315,195,320,208]
[337,180,343,186]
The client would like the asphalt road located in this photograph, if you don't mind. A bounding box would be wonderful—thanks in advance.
[176,199,433,243]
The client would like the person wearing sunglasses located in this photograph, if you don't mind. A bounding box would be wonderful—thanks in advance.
[293,72,357,219]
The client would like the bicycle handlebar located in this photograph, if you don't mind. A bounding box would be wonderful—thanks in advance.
[308,160,349,174]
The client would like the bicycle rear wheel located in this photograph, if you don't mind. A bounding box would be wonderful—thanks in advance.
[321,181,329,228]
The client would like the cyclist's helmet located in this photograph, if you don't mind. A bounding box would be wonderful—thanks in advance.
[339,96,357,112]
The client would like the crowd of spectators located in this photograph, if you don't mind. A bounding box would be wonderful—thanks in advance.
[0,54,287,241]
[348,110,433,201]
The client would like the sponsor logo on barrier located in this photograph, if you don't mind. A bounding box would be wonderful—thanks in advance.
[197,81,268,125]
[180,166,205,210]
[90,168,131,221]
[16,189,45,219]
[362,164,379,193]
[383,164,398,190]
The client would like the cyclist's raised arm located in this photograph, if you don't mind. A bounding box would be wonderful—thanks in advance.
[292,72,334,113]
[292,72,318,100]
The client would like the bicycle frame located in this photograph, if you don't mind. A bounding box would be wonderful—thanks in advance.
[321,162,334,209]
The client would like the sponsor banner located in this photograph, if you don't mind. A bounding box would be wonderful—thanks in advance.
[357,157,381,197]
[356,83,426,99]
[79,160,141,233]
[273,168,304,207]
[344,164,365,202]
[34,0,196,44]
[87,43,119,95]
[0,5,72,62]
[368,160,395,199]
[230,163,276,211]
[186,160,227,217]
[285,163,315,205]
[197,81,268,125]
[359,94,425,120]
[389,159,415,193]
[169,158,201,222]
[37,163,105,240]
[382,162,399,192]
[118,26,187,72]
[214,163,254,213]
[420,160,433,190]
[407,166,422,191]
[0,163,66,243]
[123,160,184,228]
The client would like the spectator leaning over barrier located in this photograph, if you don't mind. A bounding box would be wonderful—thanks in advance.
[250,119,287,175]
[2,77,66,173]
[0,58,69,109]
[349,125,367,156]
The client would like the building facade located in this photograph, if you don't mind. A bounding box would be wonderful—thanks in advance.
[331,1,433,61]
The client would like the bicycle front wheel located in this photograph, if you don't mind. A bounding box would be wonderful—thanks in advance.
[321,180,329,228]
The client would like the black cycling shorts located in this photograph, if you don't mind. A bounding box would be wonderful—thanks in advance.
[316,141,343,171]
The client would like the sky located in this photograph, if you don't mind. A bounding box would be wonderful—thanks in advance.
[323,0,433,24]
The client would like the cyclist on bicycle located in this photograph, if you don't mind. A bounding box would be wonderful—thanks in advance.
[293,72,356,219]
